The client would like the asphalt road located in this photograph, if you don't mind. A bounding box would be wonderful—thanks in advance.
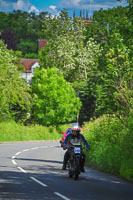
[0,141,133,200]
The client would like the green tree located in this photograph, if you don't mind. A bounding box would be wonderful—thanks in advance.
[31,67,81,126]
[17,40,37,56]
[0,40,31,121]
[23,53,39,59]
[40,10,101,124]
[42,9,72,42]
[85,5,132,49]
[95,33,133,117]
[0,10,48,56]
[84,2,132,119]
[0,12,8,32]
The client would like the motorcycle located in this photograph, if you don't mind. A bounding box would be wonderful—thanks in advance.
[66,142,84,180]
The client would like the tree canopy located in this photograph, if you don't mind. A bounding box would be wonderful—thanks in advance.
[0,2,132,125]
[0,10,48,56]
[95,33,133,117]
[38,6,132,122]
[31,67,81,126]
[0,40,31,121]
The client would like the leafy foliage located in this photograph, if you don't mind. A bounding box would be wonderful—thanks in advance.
[0,10,48,56]
[83,114,133,181]
[42,9,73,42]
[84,4,132,118]
[31,67,81,126]
[17,40,37,56]
[95,33,133,117]
[39,11,102,123]
[0,40,31,121]
[85,5,132,49]
[40,36,101,89]
[23,53,39,59]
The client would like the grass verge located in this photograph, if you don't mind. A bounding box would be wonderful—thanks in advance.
[0,121,68,142]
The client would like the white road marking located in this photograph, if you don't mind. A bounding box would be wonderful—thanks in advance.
[31,147,39,150]
[54,192,71,200]
[17,167,27,173]
[12,156,16,159]
[15,151,21,156]
[22,149,29,152]
[111,181,120,184]
[12,160,17,165]
[30,176,47,187]
[11,144,121,200]
[87,174,121,184]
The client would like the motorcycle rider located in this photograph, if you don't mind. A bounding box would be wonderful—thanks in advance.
[62,125,90,172]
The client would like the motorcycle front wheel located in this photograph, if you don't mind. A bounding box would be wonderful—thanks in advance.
[73,157,80,180]
[69,170,73,178]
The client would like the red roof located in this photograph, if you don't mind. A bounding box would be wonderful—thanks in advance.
[21,58,40,72]
[38,40,48,51]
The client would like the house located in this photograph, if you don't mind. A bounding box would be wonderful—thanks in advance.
[21,40,48,83]
[21,58,40,84]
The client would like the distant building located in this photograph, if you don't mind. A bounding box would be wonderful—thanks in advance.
[21,40,48,84]
[73,10,93,25]
[82,17,93,25]
[21,58,40,84]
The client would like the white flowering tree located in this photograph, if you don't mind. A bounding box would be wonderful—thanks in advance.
[40,13,101,91]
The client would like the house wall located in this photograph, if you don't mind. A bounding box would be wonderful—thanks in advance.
[31,62,40,74]
[22,72,33,84]
[21,62,40,84]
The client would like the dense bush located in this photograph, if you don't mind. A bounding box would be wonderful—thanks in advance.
[83,114,133,181]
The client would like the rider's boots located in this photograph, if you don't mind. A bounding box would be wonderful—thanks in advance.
[81,167,85,172]
[62,164,66,170]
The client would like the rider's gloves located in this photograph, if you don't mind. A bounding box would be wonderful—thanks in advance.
[63,146,67,150]
[63,143,67,150]
[85,145,90,151]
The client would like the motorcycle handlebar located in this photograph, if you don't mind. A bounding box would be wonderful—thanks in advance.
[63,144,90,152]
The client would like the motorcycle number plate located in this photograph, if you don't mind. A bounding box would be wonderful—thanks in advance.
[74,147,81,154]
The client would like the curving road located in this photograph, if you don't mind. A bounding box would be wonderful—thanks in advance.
[0,141,133,200]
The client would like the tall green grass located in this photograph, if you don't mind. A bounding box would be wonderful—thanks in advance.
[0,121,69,142]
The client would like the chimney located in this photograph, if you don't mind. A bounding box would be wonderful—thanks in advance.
[38,40,48,51]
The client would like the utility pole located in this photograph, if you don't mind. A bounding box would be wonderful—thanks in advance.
[77,91,85,124]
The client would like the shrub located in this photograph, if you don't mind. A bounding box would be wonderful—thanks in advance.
[83,114,133,181]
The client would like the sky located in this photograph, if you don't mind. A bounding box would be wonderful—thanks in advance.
[0,0,128,16]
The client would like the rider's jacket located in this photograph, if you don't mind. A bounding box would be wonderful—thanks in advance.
[63,133,90,150]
